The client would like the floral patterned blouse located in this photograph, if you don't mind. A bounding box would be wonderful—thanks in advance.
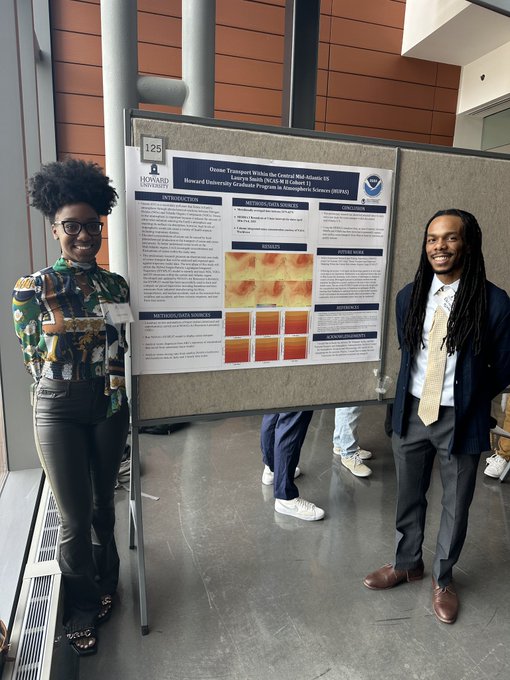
[12,257,129,415]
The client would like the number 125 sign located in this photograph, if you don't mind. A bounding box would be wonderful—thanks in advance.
[140,135,165,163]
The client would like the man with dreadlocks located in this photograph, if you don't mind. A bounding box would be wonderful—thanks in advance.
[363,209,510,624]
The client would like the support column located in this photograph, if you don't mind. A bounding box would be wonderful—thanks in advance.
[182,0,216,117]
[100,0,139,280]
[282,0,320,129]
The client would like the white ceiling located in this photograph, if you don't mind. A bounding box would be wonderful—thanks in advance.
[402,3,510,66]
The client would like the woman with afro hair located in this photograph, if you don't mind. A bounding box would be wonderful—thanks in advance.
[12,159,130,656]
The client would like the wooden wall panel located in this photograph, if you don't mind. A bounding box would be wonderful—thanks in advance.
[429,136,453,147]
[434,87,458,113]
[330,17,403,54]
[217,55,282,91]
[57,152,105,166]
[216,0,284,34]
[56,122,104,156]
[331,0,405,29]
[139,102,181,116]
[50,0,461,270]
[325,99,433,134]
[53,62,102,97]
[317,69,328,97]
[324,122,431,145]
[97,238,110,268]
[138,13,180,47]
[139,44,181,78]
[52,30,101,66]
[215,111,281,127]
[138,0,181,14]
[316,1,460,144]
[216,26,284,62]
[328,45,437,85]
[327,72,436,110]
[431,111,456,137]
[51,0,101,34]
[55,93,103,126]
[437,63,461,89]
[216,83,281,118]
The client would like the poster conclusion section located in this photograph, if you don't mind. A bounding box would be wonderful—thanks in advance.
[125,147,393,375]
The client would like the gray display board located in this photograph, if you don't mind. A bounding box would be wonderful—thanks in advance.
[127,112,510,424]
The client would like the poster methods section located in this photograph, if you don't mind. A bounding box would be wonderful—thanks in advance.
[126,147,393,375]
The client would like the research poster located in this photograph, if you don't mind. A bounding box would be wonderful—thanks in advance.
[125,146,393,375]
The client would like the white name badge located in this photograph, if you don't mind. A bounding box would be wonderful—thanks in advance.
[107,303,135,324]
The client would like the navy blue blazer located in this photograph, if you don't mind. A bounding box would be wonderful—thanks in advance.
[392,281,510,455]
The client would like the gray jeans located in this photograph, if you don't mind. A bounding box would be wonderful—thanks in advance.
[34,376,129,631]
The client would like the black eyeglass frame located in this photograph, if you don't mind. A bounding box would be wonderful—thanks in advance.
[52,220,104,236]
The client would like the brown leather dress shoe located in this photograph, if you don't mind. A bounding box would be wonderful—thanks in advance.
[363,562,424,590]
[432,579,458,624]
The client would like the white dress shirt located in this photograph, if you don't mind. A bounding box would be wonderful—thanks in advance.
[408,274,460,406]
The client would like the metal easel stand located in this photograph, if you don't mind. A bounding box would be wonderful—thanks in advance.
[128,423,149,634]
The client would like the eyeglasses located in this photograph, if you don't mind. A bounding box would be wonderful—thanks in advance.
[52,220,103,236]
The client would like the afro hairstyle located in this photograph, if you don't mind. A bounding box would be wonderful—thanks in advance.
[28,158,118,220]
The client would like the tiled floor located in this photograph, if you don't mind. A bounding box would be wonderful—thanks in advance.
[78,405,510,679]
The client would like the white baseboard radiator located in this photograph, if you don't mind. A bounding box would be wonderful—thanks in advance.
[3,482,76,680]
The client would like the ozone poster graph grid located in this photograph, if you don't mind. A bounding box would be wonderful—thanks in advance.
[125,147,393,377]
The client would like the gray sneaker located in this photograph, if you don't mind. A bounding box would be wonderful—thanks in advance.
[333,446,372,460]
[340,453,372,478]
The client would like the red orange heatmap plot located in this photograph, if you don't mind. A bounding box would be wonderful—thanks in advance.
[285,311,309,335]
[255,337,279,362]
[225,312,251,337]
[283,336,307,360]
[225,338,250,363]
[256,311,280,336]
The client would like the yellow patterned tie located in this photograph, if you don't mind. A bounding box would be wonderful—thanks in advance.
[418,305,449,426]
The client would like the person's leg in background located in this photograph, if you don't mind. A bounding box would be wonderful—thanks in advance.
[261,412,301,485]
[332,406,372,477]
[261,411,324,521]
[261,413,278,480]
[485,392,510,478]
[272,411,312,500]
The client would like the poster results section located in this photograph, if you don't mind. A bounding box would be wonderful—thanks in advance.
[125,146,393,375]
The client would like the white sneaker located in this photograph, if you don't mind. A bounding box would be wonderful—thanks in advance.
[274,497,325,521]
[333,446,372,460]
[340,453,372,478]
[484,453,509,478]
[262,464,301,485]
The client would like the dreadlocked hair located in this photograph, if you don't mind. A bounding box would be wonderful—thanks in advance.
[402,208,487,356]
[28,158,118,221]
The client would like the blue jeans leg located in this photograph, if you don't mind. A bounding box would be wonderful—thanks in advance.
[333,406,361,457]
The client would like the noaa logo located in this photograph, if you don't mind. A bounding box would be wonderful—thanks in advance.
[364,174,382,197]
